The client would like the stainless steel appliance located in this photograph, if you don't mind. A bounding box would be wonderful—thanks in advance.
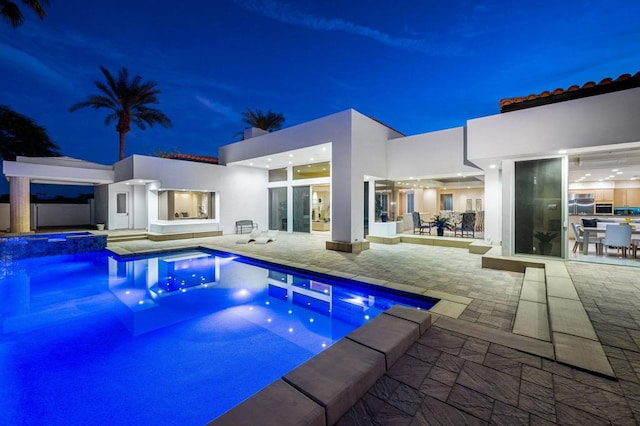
[595,202,614,215]
[568,193,594,215]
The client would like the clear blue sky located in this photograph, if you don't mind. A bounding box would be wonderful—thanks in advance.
[2,0,639,168]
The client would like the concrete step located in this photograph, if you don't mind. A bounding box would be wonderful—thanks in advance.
[107,234,148,242]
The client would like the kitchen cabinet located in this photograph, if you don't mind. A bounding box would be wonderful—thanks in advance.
[615,189,640,206]
[594,189,613,201]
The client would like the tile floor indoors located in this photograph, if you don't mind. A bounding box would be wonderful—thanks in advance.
[108,232,640,425]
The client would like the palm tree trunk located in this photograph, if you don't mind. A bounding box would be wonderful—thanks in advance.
[118,131,126,160]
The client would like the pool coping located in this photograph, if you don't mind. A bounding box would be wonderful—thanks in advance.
[209,306,432,425]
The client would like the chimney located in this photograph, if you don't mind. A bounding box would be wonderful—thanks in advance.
[243,127,270,140]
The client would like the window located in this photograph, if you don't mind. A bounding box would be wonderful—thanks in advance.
[116,193,127,214]
[157,190,215,220]
[268,168,288,182]
[293,161,330,180]
[406,192,414,213]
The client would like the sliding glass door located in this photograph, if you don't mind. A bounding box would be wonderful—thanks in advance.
[293,186,310,233]
[268,187,287,231]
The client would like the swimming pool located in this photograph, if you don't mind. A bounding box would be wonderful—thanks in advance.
[0,248,435,425]
[0,231,106,259]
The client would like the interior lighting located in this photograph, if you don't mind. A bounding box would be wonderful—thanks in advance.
[585,173,591,176]
[457,173,462,176]
[249,162,253,166]
[558,149,567,154]
[289,153,293,157]
[489,164,496,169]
[288,161,292,164]
[617,172,623,175]
[310,157,314,161]
[267,158,272,162]
[612,169,619,172]
[322,147,326,151]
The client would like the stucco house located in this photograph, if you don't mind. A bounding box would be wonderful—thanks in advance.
[3,71,640,260]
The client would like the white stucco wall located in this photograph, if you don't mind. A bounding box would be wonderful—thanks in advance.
[467,87,640,165]
[118,155,268,235]
[387,127,481,178]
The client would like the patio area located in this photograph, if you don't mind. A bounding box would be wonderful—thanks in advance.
[107,232,640,424]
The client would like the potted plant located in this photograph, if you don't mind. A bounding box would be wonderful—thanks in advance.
[430,214,452,237]
[534,231,558,255]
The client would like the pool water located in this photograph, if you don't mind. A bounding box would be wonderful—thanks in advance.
[0,249,435,425]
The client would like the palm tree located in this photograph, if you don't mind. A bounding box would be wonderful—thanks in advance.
[1,0,48,28]
[69,66,172,161]
[241,108,285,132]
[0,105,60,160]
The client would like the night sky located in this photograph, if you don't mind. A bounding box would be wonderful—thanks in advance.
[2,1,639,190]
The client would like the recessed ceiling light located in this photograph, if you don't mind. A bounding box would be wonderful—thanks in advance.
[558,149,567,154]
[309,157,314,161]
[616,171,623,175]
[321,147,326,151]
[288,154,293,158]
[585,173,591,176]
[249,162,253,166]
[489,164,496,169]
[409,176,414,180]
[457,173,462,176]
[288,161,292,164]
[266,165,270,168]
[612,169,618,172]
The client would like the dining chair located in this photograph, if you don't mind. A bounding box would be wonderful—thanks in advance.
[571,222,602,254]
[602,224,632,257]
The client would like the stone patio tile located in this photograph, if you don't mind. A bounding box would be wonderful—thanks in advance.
[521,364,553,389]
[490,401,529,425]
[406,342,441,364]
[518,392,556,423]
[554,374,635,424]
[387,354,432,389]
[548,297,598,340]
[412,395,487,426]
[553,332,614,377]
[588,311,640,329]
[435,352,465,373]
[544,261,570,278]
[429,300,467,318]
[541,358,573,379]
[572,368,623,395]
[435,318,554,360]
[546,276,579,300]
[369,375,400,401]
[428,366,458,386]
[387,382,425,416]
[336,393,387,426]
[512,300,550,341]
[418,326,465,355]
[459,347,487,364]
[524,267,545,282]
[456,361,520,406]
[422,290,472,305]
[519,280,546,303]
[418,377,452,401]
[555,402,610,426]
[446,384,494,421]
[487,343,542,368]
[610,356,640,382]
[520,380,555,406]
[482,352,522,377]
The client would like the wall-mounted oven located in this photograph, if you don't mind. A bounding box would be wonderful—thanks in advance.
[595,202,613,215]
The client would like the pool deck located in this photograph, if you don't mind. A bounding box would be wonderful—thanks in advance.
[107,232,640,425]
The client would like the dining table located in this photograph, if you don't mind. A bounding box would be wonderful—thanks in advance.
[582,224,640,255]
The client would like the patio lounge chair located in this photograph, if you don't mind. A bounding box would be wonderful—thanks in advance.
[255,230,279,244]
[236,229,262,244]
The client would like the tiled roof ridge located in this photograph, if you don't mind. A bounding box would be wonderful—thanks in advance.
[163,153,219,164]
[499,71,640,113]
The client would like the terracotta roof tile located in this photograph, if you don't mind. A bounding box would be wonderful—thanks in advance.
[163,153,219,164]
[499,71,640,113]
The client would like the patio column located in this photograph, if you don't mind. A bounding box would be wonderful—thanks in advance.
[9,176,31,233]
